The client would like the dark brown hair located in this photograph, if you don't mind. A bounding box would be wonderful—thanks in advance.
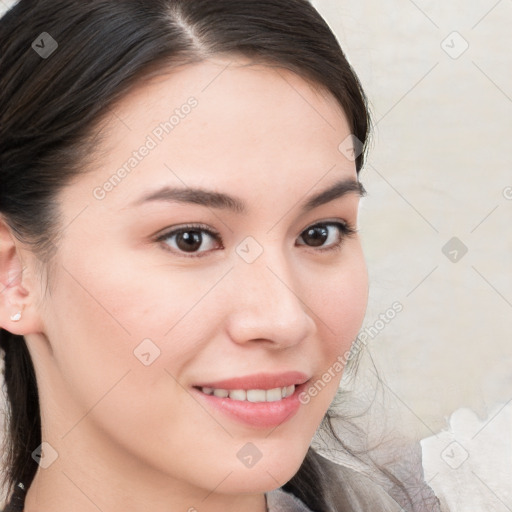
[0,1,438,510]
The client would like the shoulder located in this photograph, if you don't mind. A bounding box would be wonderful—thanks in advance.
[267,450,411,512]
[312,449,443,512]
[316,453,408,511]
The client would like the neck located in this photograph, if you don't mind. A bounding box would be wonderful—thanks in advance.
[23,427,268,512]
[24,468,268,512]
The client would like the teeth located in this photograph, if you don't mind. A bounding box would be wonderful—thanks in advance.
[265,388,282,402]
[213,388,229,398]
[229,389,247,401]
[200,385,295,402]
[247,389,266,402]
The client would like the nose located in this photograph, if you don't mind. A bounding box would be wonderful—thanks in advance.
[224,250,316,349]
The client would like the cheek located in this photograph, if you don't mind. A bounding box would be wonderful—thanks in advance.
[44,248,222,402]
[303,250,368,399]
[42,263,201,455]
[42,252,170,410]
[313,251,368,350]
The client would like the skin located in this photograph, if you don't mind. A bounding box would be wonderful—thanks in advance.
[0,57,368,512]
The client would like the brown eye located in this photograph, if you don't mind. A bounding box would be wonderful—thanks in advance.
[157,224,221,257]
[301,225,330,247]
[297,222,356,252]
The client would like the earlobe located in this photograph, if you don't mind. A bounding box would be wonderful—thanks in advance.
[9,308,23,322]
[0,217,41,335]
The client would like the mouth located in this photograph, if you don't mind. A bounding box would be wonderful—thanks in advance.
[190,373,311,429]
[192,384,297,403]
[191,371,310,403]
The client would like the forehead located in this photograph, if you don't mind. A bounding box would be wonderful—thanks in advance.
[109,55,348,126]
[73,57,356,211]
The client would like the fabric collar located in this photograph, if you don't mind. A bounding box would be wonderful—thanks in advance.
[266,487,314,512]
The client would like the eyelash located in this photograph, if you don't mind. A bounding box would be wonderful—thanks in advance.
[155,220,358,259]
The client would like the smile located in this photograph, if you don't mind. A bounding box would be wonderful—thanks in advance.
[197,385,296,402]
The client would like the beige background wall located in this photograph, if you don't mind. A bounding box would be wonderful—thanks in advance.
[0,0,511,502]
[310,0,512,439]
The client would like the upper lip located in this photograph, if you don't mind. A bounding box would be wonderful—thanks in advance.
[193,371,310,391]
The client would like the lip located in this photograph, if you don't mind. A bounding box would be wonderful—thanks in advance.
[191,374,311,429]
[193,371,310,391]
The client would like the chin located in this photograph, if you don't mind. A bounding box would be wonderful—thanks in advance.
[220,450,307,493]
[217,468,296,494]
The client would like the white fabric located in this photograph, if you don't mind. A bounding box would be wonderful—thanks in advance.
[421,401,512,511]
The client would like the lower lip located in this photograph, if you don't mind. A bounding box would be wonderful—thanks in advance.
[191,381,309,429]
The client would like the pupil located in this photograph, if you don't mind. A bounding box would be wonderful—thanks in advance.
[304,226,327,247]
[178,231,202,252]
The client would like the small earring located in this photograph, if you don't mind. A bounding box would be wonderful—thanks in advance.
[10,311,22,322]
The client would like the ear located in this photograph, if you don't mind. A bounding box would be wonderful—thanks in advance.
[0,215,44,335]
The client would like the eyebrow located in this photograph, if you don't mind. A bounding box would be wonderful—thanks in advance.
[130,177,366,215]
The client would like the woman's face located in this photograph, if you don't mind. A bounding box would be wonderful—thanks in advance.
[26,57,368,504]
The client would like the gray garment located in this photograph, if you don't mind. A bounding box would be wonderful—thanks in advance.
[266,448,442,512]
[266,473,405,512]
[266,487,315,512]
